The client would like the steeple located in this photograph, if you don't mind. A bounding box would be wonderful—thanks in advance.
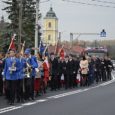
[43,7,58,45]
[45,7,57,19]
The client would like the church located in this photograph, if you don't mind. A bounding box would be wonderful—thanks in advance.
[43,7,58,46]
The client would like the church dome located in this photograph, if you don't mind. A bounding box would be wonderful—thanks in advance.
[45,7,57,19]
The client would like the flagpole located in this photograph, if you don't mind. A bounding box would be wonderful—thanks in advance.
[43,44,48,55]
[18,0,23,52]
[35,0,40,55]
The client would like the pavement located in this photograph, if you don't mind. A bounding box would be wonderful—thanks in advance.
[0,71,115,115]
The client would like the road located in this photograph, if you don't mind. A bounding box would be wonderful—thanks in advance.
[0,72,115,115]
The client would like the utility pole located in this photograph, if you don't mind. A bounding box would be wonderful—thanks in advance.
[59,32,61,43]
[70,33,73,48]
[18,0,23,51]
[35,0,40,55]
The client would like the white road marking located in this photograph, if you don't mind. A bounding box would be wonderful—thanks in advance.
[22,102,37,106]
[36,99,47,102]
[0,106,22,114]
[0,73,115,114]
[0,106,15,111]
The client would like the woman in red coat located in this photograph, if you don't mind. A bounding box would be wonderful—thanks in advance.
[42,56,50,90]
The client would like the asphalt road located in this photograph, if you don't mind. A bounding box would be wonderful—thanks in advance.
[1,76,115,115]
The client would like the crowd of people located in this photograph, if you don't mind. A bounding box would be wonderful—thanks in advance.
[0,48,114,105]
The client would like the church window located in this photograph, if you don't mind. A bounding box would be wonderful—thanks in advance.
[48,22,51,28]
[48,35,51,40]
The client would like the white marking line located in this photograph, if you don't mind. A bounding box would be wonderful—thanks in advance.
[0,99,47,114]
[0,106,22,114]
[0,106,15,111]
[36,99,47,102]
[0,73,115,114]
[47,78,115,99]
[47,89,82,99]
[22,102,37,106]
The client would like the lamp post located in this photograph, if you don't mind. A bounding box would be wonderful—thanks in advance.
[70,33,73,48]
[18,0,23,51]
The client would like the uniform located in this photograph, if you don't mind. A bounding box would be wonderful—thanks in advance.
[16,57,26,102]
[4,57,20,104]
[24,51,38,100]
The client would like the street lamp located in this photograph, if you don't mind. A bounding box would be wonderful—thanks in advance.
[18,0,23,51]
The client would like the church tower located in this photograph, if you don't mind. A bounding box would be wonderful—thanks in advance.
[43,7,58,45]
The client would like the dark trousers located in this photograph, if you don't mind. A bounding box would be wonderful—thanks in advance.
[106,70,112,80]
[81,74,87,86]
[16,79,24,101]
[73,75,77,87]
[94,71,99,83]
[69,75,73,88]
[24,77,35,100]
[0,76,3,95]
[101,70,106,81]
[64,74,69,89]
[6,80,17,103]
[51,76,57,90]
[57,75,61,89]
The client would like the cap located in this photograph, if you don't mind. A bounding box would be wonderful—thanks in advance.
[24,48,31,55]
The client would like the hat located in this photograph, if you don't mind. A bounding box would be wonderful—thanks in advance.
[24,48,31,55]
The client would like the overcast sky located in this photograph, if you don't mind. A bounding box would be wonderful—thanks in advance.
[0,0,115,41]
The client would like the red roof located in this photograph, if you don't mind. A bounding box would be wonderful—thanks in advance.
[48,45,84,55]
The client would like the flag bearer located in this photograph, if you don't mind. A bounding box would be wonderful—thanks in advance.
[4,49,20,105]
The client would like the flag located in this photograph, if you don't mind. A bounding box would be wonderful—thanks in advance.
[60,48,65,59]
[58,45,65,59]
[8,34,16,51]
[39,40,45,55]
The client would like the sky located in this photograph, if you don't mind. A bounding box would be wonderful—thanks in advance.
[0,0,115,41]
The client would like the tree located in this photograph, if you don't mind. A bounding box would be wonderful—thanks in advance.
[3,0,41,48]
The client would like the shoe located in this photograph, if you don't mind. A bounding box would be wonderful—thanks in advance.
[31,97,35,101]
[16,99,20,103]
[9,102,14,105]
[21,99,24,103]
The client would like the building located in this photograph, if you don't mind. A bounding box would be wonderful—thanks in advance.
[43,7,58,45]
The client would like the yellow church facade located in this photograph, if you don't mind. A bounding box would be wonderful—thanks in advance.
[43,7,58,46]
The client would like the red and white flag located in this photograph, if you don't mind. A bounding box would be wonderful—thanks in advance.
[8,34,16,51]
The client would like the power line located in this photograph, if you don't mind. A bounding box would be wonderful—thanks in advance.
[91,0,115,5]
[62,0,115,8]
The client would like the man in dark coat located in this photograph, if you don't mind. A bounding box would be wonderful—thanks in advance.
[105,57,113,80]
[63,55,70,89]
[50,53,58,91]
[68,55,76,88]
[57,57,65,89]
[73,57,80,87]
[100,58,107,81]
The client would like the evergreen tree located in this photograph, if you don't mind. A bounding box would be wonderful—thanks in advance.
[3,0,41,47]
